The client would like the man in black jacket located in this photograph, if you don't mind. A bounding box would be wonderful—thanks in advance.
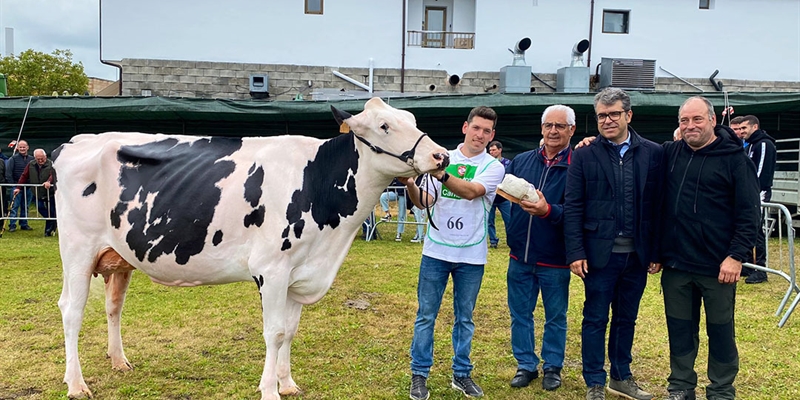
[564,88,662,400]
[739,115,776,283]
[659,97,760,400]
[0,152,6,232]
[5,140,33,231]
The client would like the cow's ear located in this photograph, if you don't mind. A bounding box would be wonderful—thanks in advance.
[331,106,353,133]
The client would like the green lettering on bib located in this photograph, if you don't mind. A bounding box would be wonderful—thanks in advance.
[441,164,477,199]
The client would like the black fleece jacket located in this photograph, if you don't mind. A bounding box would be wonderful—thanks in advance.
[745,129,777,195]
[660,125,760,277]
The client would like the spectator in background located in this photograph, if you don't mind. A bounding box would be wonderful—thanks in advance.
[379,177,408,242]
[673,127,682,141]
[14,148,57,236]
[729,116,748,149]
[409,175,427,243]
[487,140,511,248]
[505,105,575,391]
[739,115,777,284]
[0,150,7,232]
[5,140,33,232]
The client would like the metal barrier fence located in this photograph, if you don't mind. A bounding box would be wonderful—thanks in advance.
[364,186,426,242]
[743,202,799,327]
[0,182,57,222]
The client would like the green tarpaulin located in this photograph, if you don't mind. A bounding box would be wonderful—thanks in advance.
[1,92,799,157]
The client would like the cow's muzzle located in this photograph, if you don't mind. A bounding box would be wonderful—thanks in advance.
[434,153,450,170]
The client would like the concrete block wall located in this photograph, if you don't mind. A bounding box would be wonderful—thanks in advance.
[118,59,799,101]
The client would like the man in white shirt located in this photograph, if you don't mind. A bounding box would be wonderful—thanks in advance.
[403,106,506,400]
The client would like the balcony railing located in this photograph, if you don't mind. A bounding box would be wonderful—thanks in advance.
[407,31,475,49]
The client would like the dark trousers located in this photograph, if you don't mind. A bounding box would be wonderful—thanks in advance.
[1,187,7,230]
[581,252,647,387]
[37,197,57,234]
[662,268,738,400]
[754,192,771,266]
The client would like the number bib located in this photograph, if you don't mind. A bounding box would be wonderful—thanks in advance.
[427,190,488,248]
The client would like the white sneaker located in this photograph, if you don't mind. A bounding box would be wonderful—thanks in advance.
[395,233,402,242]
[410,236,422,243]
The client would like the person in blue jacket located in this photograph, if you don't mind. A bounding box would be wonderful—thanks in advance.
[564,88,662,400]
[505,104,574,391]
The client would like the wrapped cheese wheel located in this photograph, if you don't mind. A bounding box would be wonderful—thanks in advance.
[496,174,539,203]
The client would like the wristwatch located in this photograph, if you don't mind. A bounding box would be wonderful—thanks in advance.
[439,172,450,183]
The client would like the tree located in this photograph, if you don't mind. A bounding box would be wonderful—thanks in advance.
[0,49,89,96]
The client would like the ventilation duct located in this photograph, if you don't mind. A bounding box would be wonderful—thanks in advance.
[500,37,533,93]
[557,39,591,93]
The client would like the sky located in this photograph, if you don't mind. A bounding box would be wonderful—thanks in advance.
[0,0,118,81]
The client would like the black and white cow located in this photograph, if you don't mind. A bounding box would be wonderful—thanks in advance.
[53,97,449,399]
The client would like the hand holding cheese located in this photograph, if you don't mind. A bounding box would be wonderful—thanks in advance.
[496,174,540,203]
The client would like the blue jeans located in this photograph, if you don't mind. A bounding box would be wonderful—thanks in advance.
[488,201,510,245]
[8,187,33,228]
[410,255,485,378]
[581,252,647,387]
[379,191,407,234]
[411,206,426,238]
[507,258,571,372]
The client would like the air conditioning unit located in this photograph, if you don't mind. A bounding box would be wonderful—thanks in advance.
[249,74,269,99]
[598,58,656,91]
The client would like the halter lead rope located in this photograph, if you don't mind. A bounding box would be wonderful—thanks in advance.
[354,132,428,168]
[348,130,441,230]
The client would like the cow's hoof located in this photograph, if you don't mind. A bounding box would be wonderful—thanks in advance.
[279,386,303,396]
[67,385,93,399]
[111,360,133,372]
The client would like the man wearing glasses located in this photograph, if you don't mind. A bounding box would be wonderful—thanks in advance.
[564,87,663,400]
[505,105,575,392]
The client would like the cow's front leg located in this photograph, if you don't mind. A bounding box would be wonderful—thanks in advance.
[277,298,303,396]
[255,269,290,400]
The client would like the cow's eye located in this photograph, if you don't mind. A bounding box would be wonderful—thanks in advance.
[380,123,389,133]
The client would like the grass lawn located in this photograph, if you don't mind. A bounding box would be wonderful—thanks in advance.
[1,217,800,399]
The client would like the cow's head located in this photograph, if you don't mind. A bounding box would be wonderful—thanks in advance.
[331,97,449,176]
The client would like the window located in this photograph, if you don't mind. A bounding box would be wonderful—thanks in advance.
[305,0,323,15]
[602,10,629,34]
[699,0,711,9]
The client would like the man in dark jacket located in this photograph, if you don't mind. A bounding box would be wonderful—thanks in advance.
[564,88,662,400]
[5,140,33,231]
[0,152,6,232]
[14,149,57,236]
[487,140,511,248]
[505,105,574,391]
[659,97,760,400]
[739,115,776,283]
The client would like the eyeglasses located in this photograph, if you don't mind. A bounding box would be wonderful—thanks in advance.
[542,122,572,131]
[595,111,626,122]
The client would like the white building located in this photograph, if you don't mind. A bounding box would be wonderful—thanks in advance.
[100,0,800,98]
[102,0,799,81]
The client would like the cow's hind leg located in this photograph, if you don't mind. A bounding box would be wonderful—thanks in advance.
[105,270,134,371]
[58,257,96,399]
[277,299,303,396]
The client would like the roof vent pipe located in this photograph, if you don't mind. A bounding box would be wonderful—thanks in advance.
[509,37,532,66]
[570,39,591,67]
